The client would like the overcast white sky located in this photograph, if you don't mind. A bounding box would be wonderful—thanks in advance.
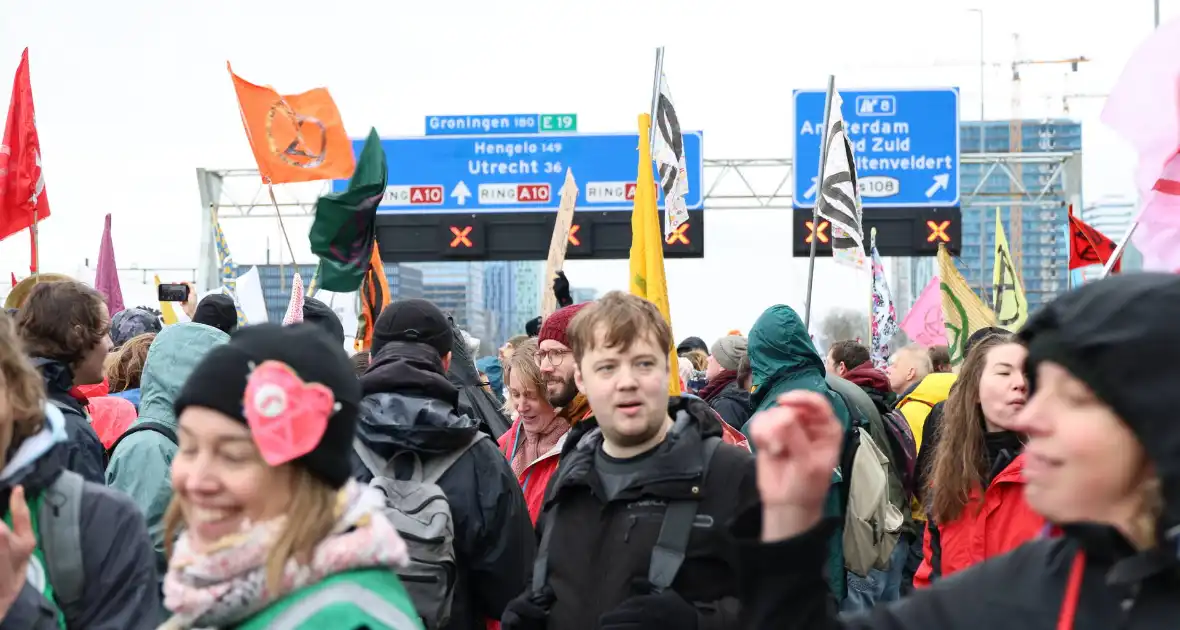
[1,0,1174,342]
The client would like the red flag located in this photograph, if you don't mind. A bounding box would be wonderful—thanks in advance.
[0,49,50,244]
[1068,206,1121,273]
[9,272,15,288]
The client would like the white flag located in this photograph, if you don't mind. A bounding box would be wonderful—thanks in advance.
[653,72,690,239]
[816,90,865,255]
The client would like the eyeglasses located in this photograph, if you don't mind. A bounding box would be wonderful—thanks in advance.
[534,349,571,367]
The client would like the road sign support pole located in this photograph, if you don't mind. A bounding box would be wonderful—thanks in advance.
[648,47,665,152]
[804,75,836,331]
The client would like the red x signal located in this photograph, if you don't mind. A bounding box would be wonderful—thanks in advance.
[926,220,951,243]
[805,220,830,244]
[666,223,691,245]
[449,226,474,248]
[568,224,581,247]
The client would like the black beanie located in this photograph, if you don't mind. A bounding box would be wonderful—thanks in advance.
[193,293,238,335]
[302,297,346,346]
[371,298,453,358]
[174,323,361,488]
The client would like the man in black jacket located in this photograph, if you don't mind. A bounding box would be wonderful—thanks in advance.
[503,291,756,630]
[350,298,535,630]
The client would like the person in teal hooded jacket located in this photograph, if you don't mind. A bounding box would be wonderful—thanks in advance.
[106,322,230,576]
[741,304,853,605]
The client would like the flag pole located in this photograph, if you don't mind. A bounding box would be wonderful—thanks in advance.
[648,47,665,152]
[804,75,837,330]
[265,184,298,293]
[30,210,39,277]
[1100,217,1138,278]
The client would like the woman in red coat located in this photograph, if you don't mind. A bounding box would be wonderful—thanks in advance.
[914,331,1045,587]
[497,340,571,524]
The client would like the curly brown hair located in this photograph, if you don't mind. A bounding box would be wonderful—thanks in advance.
[106,333,155,393]
[16,281,110,364]
[0,314,48,449]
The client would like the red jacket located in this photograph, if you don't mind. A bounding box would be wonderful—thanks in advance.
[915,453,1044,587]
[497,419,568,525]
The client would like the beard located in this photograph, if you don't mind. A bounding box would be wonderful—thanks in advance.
[546,377,578,408]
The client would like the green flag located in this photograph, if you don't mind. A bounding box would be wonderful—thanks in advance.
[309,128,386,292]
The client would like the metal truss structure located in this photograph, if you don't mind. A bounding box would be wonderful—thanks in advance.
[197,151,1081,289]
[205,151,1080,218]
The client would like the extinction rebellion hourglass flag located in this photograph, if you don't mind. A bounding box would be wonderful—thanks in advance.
[1067,206,1121,273]
[816,90,865,254]
[652,71,689,239]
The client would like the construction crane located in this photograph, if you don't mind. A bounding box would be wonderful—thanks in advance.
[1008,33,1090,274]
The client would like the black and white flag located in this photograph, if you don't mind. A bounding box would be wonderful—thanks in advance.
[816,90,865,254]
[653,72,690,239]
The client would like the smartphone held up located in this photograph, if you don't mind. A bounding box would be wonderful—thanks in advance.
[158,283,190,303]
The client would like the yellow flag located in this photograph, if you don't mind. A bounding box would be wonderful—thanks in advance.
[153,275,180,325]
[630,114,681,396]
[937,244,996,366]
[991,209,1028,332]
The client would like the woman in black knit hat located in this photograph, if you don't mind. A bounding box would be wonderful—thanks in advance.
[733,273,1180,629]
[158,324,421,630]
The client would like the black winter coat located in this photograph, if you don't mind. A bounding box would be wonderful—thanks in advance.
[30,359,105,484]
[351,342,535,630]
[708,382,752,430]
[0,437,159,629]
[533,396,757,630]
[734,513,1179,629]
[735,273,1180,629]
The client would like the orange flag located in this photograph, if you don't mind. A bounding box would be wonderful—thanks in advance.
[228,63,355,185]
[354,238,391,352]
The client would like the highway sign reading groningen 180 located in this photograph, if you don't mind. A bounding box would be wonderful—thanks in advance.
[793,87,960,208]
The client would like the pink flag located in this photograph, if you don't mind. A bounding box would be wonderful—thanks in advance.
[1101,17,1180,271]
[900,276,946,347]
[94,214,124,313]
[282,272,305,325]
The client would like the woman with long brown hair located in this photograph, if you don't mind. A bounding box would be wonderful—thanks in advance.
[913,331,1044,586]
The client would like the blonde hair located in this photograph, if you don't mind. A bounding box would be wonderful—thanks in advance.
[502,339,540,416]
[164,466,339,592]
[685,349,708,372]
[106,333,155,393]
[0,314,48,447]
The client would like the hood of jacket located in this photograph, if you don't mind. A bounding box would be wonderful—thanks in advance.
[358,341,481,457]
[747,305,832,410]
[31,357,75,397]
[844,363,891,395]
[550,396,724,503]
[900,372,957,407]
[476,356,504,397]
[1,403,70,502]
[1020,273,1180,551]
[137,322,229,430]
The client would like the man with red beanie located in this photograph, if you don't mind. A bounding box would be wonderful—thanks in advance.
[537,303,592,425]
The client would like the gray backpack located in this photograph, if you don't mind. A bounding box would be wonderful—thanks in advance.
[36,469,87,620]
[353,433,486,630]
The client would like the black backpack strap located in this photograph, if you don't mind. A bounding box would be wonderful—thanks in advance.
[109,421,178,457]
[647,436,722,593]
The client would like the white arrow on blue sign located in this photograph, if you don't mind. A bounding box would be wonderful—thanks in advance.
[793,87,960,208]
[335,132,704,214]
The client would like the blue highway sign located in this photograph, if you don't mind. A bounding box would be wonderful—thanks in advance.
[793,87,960,208]
[336,132,704,214]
